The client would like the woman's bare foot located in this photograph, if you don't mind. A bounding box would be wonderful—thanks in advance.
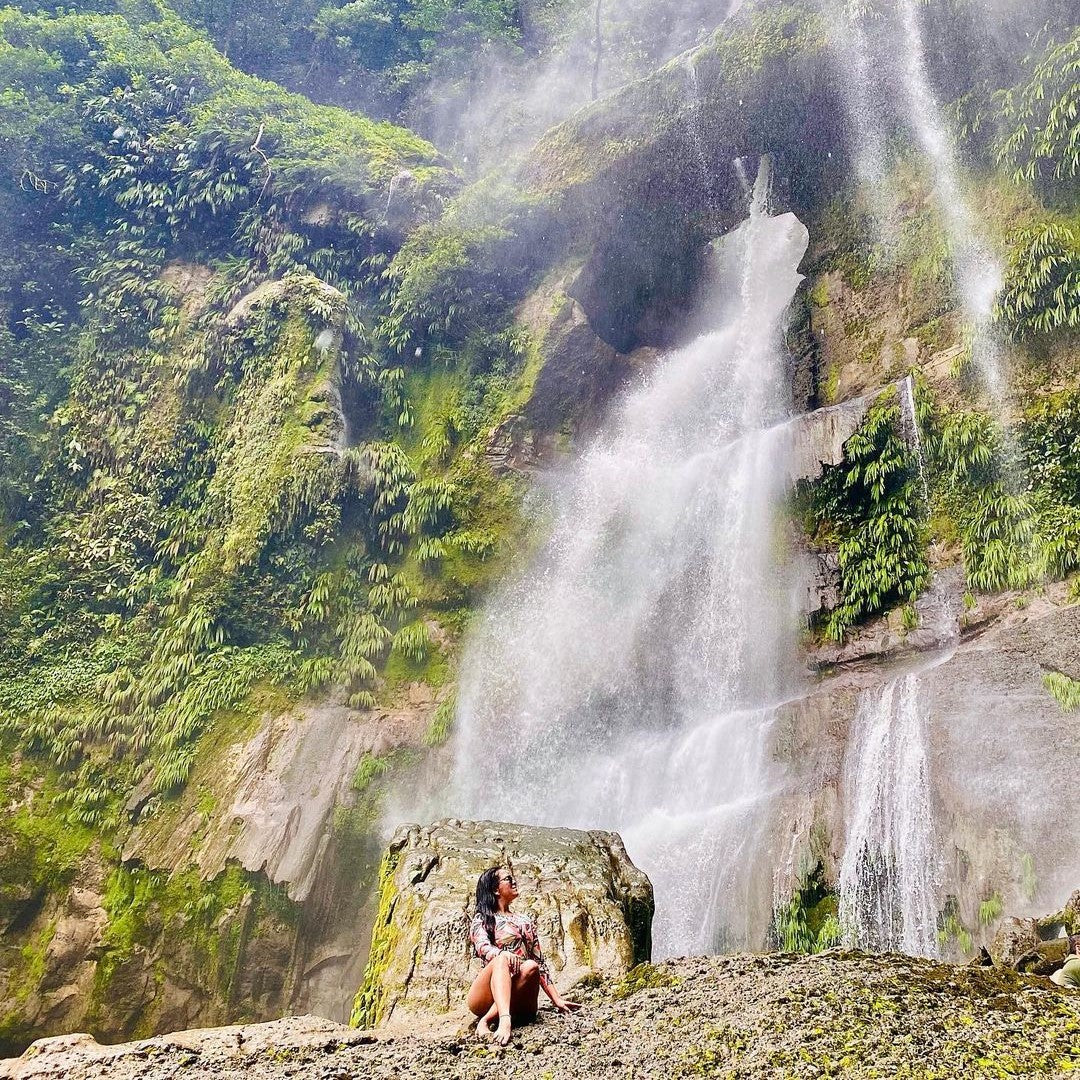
[475,1017,492,1041]
[493,1016,512,1046]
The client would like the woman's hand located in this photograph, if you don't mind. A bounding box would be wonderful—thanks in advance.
[553,997,582,1015]
[502,951,521,976]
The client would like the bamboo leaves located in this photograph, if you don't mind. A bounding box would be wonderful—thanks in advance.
[994,27,1080,189]
[994,222,1080,341]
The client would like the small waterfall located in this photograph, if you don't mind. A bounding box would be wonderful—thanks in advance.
[898,374,929,504]
[683,57,717,209]
[449,158,810,955]
[893,0,1004,397]
[827,1,1006,398]
[825,2,899,243]
[838,673,941,956]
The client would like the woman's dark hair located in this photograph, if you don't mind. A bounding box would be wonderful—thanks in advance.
[475,868,502,943]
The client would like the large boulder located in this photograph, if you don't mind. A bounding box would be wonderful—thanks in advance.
[991,890,1080,974]
[351,820,653,1030]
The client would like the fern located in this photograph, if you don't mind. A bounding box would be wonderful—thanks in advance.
[808,388,928,640]
[994,223,1080,341]
[994,27,1080,189]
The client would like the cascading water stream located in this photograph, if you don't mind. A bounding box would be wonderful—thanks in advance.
[683,56,718,210]
[824,2,899,244]
[447,159,810,955]
[838,671,943,956]
[870,0,1006,398]
[826,1,1008,400]
[899,374,929,504]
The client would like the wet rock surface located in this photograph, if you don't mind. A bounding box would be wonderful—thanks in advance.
[993,891,1080,974]
[8,952,1080,1079]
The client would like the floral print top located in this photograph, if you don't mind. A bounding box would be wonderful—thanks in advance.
[469,910,551,980]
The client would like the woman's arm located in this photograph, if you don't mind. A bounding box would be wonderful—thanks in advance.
[468,914,502,965]
[524,918,580,1013]
[538,972,577,1011]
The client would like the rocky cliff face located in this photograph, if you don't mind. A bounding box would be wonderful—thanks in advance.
[775,583,1080,949]
[352,820,653,1030]
[0,684,444,1052]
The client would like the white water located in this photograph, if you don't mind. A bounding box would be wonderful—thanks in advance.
[838,673,942,955]
[824,2,900,245]
[684,56,718,210]
[828,0,1006,397]
[894,0,1005,397]
[449,161,810,955]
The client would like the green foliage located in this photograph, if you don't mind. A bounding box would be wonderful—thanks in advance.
[978,892,1004,927]
[1043,671,1080,711]
[994,222,1080,340]
[804,388,928,639]
[423,691,455,746]
[771,864,842,955]
[919,387,1080,592]
[353,751,392,792]
[0,759,101,899]
[995,26,1080,191]
[311,0,521,101]
[380,223,513,346]
[0,6,471,805]
[937,900,974,957]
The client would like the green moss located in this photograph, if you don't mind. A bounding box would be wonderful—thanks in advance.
[612,962,680,999]
[0,758,101,897]
[18,922,56,1002]
[194,786,217,819]
[88,862,298,1035]
[351,845,405,1027]
[821,358,841,405]
[381,633,451,693]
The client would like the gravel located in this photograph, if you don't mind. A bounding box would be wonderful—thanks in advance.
[6,951,1080,1079]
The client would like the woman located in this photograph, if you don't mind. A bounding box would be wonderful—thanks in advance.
[1051,934,1080,988]
[467,867,580,1044]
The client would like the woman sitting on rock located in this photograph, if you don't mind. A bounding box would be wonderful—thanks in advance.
[1051,934,1080,988]
[467,867,580,1044]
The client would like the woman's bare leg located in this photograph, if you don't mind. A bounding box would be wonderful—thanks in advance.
[509,960,541,1022]
[467,954,513,1039]
[492,960,541,1045]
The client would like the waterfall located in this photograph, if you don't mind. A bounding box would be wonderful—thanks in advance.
[838,673,941,956]
[449,159,810,955]
[894,0,1004,398]
[824,2,899,243]
[898,374,929,504]
[828,0,1005,397]
[683,56,717,210]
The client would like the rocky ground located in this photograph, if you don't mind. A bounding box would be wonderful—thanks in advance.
[6,952,1079,1079]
